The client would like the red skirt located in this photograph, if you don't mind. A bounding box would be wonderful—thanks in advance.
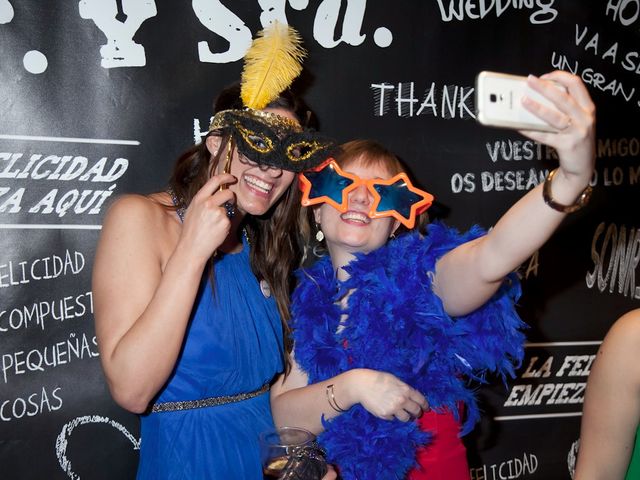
[407,408,470,480]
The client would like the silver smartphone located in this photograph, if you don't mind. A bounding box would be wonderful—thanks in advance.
[475,71,563,132]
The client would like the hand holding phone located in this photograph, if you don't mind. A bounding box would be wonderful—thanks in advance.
[475,71,566,132]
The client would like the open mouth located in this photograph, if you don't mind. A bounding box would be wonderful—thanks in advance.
[340,211,371,224]
[243,174,273,195]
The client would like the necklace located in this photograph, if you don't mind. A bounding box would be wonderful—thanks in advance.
[167,188,185,222]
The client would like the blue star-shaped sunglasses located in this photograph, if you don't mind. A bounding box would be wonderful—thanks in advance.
[299,159,434,228]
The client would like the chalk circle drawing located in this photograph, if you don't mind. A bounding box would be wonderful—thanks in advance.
[23,50,48,74]
[56,415,140,479]
[0,0,14,24]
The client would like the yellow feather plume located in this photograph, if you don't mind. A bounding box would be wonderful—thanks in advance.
[240,22,306,110]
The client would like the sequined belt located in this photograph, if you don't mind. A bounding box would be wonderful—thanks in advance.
[150,383,270,413]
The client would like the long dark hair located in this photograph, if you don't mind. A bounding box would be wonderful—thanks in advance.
[168,84,312,373]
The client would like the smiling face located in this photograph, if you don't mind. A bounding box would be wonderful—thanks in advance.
[314,156,400,260]
[207,107,297,217]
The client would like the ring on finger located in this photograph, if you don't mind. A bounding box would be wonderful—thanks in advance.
[223,201,235,218]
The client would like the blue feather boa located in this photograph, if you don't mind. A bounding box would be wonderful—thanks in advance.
[291,222,526,480]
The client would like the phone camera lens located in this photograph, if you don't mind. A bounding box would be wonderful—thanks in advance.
[489,94,497,102]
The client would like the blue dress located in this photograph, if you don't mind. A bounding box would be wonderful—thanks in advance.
[137,237,284,479]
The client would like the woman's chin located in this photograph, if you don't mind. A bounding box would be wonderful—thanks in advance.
[236,196,272,217]
[328,236,371,254]
[240,205,267,217]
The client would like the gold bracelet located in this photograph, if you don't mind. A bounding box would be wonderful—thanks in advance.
[542,168,592,213]
[325,384,348,413]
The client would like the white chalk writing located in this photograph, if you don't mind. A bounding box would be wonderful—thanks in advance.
[0,292,93,334]
[470,452,539,480]
[485,137,640,163]
[79,0,390,68]
[435,0,558,24]
[0,385,63,422]
[450,167,547,194]
[0,153,128,181]
[503,352,597,408]
[0,250,85,288]
[503,382,586,406]
[79,0,157,68]
[586,222,640,299]
[521,355,596,378]
[370,82,474,119]
[550,22,640,107]
[1,332,99,384]
[486,140,557,163]
[606,0,640,28]
[450,165,637,195]
[597,137,640,157]
[0,152,125,217]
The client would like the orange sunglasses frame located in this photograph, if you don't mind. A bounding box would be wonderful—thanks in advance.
[299,159,434,229]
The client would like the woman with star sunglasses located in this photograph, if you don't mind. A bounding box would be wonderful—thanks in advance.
[271,71,596,480]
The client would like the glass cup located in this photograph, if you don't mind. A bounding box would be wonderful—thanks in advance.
[259,426,315,478]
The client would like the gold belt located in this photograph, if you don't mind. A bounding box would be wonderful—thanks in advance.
[150,383,270,413]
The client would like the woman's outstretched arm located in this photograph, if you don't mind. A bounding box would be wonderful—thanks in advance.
[434,71,596,316]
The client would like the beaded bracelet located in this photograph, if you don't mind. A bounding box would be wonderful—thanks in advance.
[542,168,592,214]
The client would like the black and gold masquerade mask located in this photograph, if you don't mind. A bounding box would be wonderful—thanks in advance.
[209,108,336,173]
[213,22,334,182]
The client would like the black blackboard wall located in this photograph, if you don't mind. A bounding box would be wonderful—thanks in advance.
[1,1,638,478]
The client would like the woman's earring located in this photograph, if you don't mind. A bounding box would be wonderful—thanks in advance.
[315,228,325,242]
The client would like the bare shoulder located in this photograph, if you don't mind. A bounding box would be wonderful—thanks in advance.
[96,192,179,268]
[101,192,179,241]
[609,308,640,339]
[618,308,640,322]
[103,192,172,227]
[599,309,640,356]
